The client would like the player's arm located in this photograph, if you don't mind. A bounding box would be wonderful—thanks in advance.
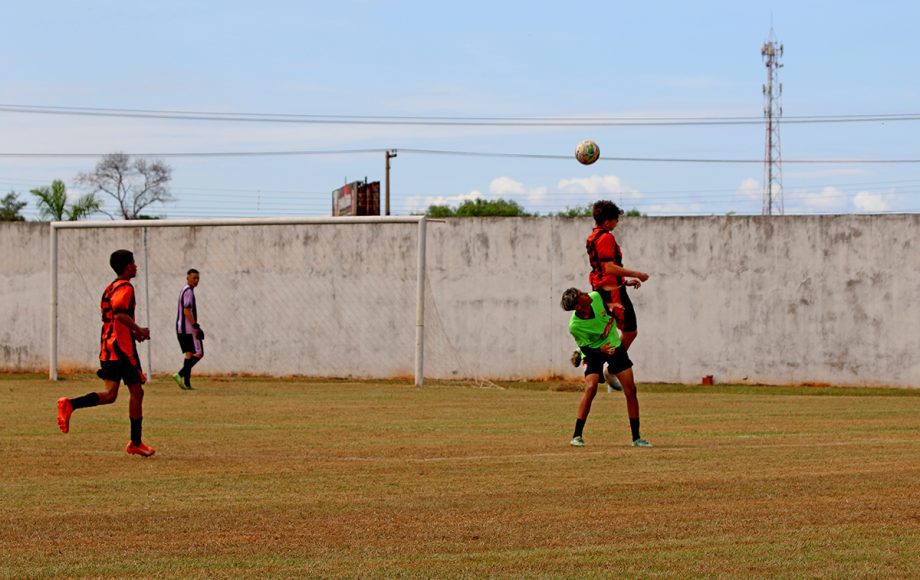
[578,342,617,358]
[601,261,649,282]
[572,321,616,359]
[184,308,204,340]
[115,312,150,341]
[111,287,149,341]
[599,316,615,340]
[182,292,204,339]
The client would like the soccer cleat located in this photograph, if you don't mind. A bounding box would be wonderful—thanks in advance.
[126,441,156,457]
[570,350,582,368]
[605,369,623,392]
[171,372,186,389]
[570,435,586,448]
[631,438,653,448]
[57,397,73,434]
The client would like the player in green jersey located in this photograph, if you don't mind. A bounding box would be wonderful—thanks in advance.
[561,287,652,448]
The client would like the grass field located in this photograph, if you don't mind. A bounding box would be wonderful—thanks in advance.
[2,374,919,578]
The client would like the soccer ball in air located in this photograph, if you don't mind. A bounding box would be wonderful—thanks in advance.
[575,139,600,165]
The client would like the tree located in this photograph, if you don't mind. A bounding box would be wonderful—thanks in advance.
[425,198,531,217]
[30,179,101,221]
[0,191,26,221]
[553,203,592,218]
[77,153,173,219]
[425,205,456,218]
[553,205,644,218]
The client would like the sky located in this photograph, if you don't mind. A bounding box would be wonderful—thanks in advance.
[2,0,920,220]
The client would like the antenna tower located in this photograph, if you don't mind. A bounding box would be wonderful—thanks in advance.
[761,27,784,215]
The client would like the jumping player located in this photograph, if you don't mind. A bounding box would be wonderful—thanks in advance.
[573,200,650,390]
[172,268,204,390]
[586,200,649,350]
[561,287,651,448]
[56,249,156,457]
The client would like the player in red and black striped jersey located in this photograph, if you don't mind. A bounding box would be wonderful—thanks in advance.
[585,200,649,351]
[56,249,156,457]
[572,201,650,391]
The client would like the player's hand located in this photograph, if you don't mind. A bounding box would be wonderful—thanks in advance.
[635,272,649,282]
[600,343,616,355]
[625,278,642,289]
[193,323,205,340]
[134,327,150,342]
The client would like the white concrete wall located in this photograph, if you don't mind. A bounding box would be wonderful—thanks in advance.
[0,222,49,370]
[1,216,918,386]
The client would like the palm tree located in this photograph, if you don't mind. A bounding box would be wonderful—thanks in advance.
[31,180,100,221]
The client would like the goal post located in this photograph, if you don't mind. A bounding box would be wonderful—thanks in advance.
[49,216,429,386]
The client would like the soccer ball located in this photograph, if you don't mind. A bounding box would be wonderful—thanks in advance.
[575,139,600,165]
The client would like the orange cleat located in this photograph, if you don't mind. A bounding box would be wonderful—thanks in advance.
[125,441,156,457]
[57,397,73,433]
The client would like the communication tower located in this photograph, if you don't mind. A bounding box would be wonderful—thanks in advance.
[762,27,784,215]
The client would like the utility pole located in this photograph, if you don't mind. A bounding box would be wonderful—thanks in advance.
[762,27,784,215]
[385,149,397,216]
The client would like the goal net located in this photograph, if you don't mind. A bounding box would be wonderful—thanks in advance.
[50,217,432,384]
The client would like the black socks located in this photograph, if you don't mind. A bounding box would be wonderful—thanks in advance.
[180,357,201,386]
[630,417,641,441]
[70,392,100,409]
[573,418,586,438]
[130,417,143,445]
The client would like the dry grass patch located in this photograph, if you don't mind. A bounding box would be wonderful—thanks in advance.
[1,375,918,577]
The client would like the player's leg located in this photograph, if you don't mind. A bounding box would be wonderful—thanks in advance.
[608,347,652,447]
[182,336,204,388]
[618,286,638,352]
[174,334,194,390]
[57,377,119,434]
[125,381,155,456]
[572,356,603,447]
[613,368,652,447]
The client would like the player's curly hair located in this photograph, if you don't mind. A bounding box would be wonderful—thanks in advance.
[109,249,134,275]
[560,287,581,311]
[592,200,623,225]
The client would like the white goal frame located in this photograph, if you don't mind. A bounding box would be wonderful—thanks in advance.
[49,216,429,386]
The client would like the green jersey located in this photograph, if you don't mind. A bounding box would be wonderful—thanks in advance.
[569,291,621,351]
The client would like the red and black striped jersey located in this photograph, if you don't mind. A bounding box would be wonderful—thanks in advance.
[99,279,139,364]
[586,227,623,290]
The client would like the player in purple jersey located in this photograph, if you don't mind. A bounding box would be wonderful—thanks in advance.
[172,269,204,390]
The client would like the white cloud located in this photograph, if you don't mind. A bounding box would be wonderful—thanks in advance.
[799,186,847,210]
[405,173,639,214]
[489,176,526,196]
[852,190,890,212]
[421,190,482,209]
[642,202,706,216]
[487,178,550,206]
[557,174,641,200]
[736,177,760,200]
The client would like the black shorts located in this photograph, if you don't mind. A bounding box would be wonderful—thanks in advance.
[594,286,638,333]
[177,333,204,356]
[618,286,637,333]
[97,357,145,385]
[583,346,633,378]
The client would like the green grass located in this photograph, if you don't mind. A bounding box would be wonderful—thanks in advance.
[1,374,919,578]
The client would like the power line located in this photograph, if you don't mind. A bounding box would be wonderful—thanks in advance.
[3,147,920,164]
[3,103,920,126]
